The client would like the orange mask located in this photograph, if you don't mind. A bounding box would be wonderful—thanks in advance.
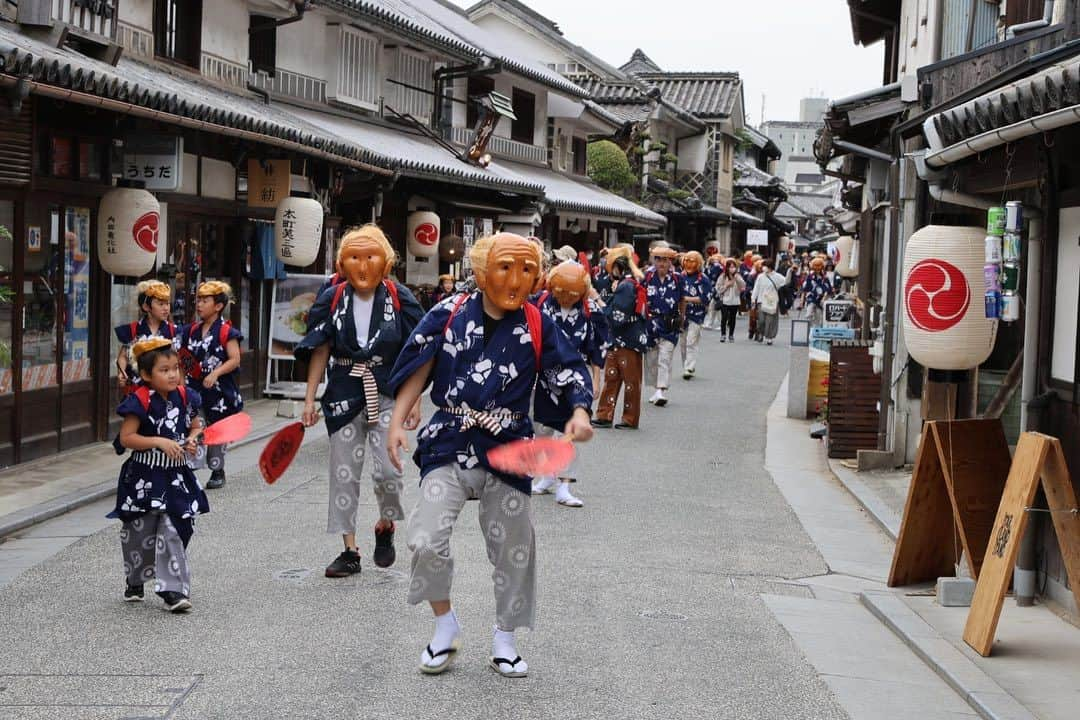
[682,252,703,274]
[549,263,589,309]
[339,236,388,294]
[478,234,541,312]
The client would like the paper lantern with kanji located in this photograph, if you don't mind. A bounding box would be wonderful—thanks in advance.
[275,197,323,266]
[704,240,722,257]
[407,211,440,258]
[902,225,997,370]
[98,187,160,276]
[835,235,859,278]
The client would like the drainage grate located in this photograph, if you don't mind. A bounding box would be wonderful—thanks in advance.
[639,610,689,621]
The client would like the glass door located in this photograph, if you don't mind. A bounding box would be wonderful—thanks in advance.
[0,199,16,466]
[59,206,95,449]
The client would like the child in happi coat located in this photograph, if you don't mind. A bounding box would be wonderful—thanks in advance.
[180,281,243,489]
[110,338,207,613]
[114,280,179,393]
[387,233,594,679]
[644,244,684,408]
[531,260,609,507]
[593,244,649,429]
[678,251,711,379]
[294,225,425,578]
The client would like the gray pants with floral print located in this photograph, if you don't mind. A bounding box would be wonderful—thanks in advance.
[407,464,537,631]
[121,512,191,596]
[327,395,404,535]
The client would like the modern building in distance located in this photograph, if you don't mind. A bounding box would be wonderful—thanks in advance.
[762,96,833,190]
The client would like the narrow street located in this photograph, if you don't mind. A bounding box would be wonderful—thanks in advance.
[0,321,862,719]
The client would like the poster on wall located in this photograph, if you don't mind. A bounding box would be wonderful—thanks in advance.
[265,274,326,398]
[64,207,91,382]
[461,218,475,271]
[747,229,769,246]
[27,226,41,252]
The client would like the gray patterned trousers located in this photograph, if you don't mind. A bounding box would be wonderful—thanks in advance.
[121,512,191,596]
[407,464,537,631]
[327,395,405,535]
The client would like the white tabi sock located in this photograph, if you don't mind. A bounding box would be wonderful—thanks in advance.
[492,627,525,668]
[431,609,460,653]
[532,475,556,494]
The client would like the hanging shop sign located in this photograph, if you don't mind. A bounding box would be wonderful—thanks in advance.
[407,211,441,258]
[98,187,160,276]
[122,136,182,191]
[248,159,291,209]
[746,229,769,246]
[275,197,323,267]
[834,236,859,278]
[902,225,997,370]
[464,92,517,167]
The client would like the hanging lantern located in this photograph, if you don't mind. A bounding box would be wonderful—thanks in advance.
[439,233,465,263]
[835,235,859,278]
[902,225,998,371]
[275,197,323,266]
[704,240,722,257]
[98,187,160,277]
[407,210,440,258]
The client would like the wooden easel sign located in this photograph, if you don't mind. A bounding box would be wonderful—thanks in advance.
[888,419,1011,587]
[963,433,1080,657]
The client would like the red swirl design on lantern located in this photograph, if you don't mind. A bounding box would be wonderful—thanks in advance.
[133,211,159,253]
[904,258,970,332]
[414,222,439,246]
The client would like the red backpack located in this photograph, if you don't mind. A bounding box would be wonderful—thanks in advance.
[134,384,188,412]
[329,279,401,314]
[130,321,178,341]
[444,293,542,369]
[187,320,233,348]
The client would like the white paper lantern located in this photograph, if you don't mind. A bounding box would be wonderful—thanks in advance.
[275,197,323,266]
[902,225,998,370]
[835,236,859,278]
[407,211,440,258]
[704,240,722,258]
[98,188,160,277]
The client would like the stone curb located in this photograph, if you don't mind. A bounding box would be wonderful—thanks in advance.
[860,590,1036,720]
[0,422,288,541]
[826,457,901,541]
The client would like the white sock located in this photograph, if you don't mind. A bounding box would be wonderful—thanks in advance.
[431,610,460,652]
[493,627,522,662]
[555,482,577,503]
[532,476,555,493]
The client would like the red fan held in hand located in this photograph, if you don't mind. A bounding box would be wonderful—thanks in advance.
[200,412,253,446]
[259,422,306,485]
[486,437,576,478]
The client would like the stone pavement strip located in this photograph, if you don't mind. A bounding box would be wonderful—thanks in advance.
[0,319,857,720]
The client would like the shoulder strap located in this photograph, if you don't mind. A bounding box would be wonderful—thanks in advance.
[219,321,232,347]
[383,279,401,311]
[189,321,200,339]
[523,301,543,370]
[582,298,591,318]
[443,293,470,333]
[129,321,138,340]
[134,385,152,412]
[167,322,177,338]
[177,385,188,408]
[536,291,550,308]
[330,282,349,313]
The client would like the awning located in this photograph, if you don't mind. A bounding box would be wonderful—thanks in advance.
[0,26,391,175]
[922,48,1080,169]
[287,107,544,195]
[731,207,765,227]
[817,81,904,167]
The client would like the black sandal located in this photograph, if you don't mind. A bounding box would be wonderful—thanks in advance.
[420,640,460,675]
[489,655,528,678]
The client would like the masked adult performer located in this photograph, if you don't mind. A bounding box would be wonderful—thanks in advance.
[592,244,649,429]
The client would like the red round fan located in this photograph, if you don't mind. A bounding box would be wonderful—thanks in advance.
[201,412,252,446]
[259,422,306,485]
[486,437,576,478]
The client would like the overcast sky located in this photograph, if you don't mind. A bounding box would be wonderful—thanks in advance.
[447,0,886,125]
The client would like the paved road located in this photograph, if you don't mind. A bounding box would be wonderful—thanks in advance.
[0,318,849,719]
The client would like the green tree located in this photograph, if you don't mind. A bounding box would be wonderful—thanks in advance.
[587,140,635,193]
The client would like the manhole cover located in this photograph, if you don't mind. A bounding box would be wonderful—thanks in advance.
[274,568,313,584]
[639,610,688,621]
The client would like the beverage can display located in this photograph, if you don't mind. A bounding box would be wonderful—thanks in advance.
[1003,232,1022,262]
[984,263,1002,292]
[984,235,1003,263]
[987,207,1006,236]
[1002,262,1020,292]
[1002,292,1020,322]
[984,290,1002,319]
[1005,201,1023,233]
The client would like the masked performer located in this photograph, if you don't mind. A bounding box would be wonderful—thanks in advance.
[180,281,242,490]
[703,255,724,330]
[531,261,609,507]
[387,233,593,679]
[294,225,424,578]
[678,251,711,379]
[644,245,683,407]
[592,244,649,429]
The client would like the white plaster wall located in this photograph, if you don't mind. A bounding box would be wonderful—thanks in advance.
[117,0,153,30]
[492,75,547,146]
[897,0,943,76]
[471,12,569,67]
[277,11,328,78]
[201,0,250,65]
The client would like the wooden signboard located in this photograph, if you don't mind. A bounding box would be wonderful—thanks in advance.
[248,159,291,209]
[889,419,1012,586]
[963,433,1080,657]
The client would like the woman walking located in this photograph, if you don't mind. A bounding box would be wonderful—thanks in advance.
[714,259,745,343]
[751,259,787,345]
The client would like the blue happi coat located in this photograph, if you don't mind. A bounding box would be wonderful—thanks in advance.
[681,271,713,327]
[604,278,650,353]
[536,293,610,370]
[705,262,723,285]
[388,292,593,494]
[295,281,424,435]
[114,318,180,387]
[645,270,685,345]
[593,269,613,303]
[802,273,832,308]
[181,318,243,424]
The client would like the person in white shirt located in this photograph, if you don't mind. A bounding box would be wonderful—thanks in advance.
[750,259,787,345]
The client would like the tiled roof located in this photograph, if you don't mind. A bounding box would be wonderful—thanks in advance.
[731,207,765,227]
[576,78,704,130]
[629,72,741,120]
[620,49,662,75]
[0,26,392,175]
[735,161,786,191]
[774,201,808,220]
